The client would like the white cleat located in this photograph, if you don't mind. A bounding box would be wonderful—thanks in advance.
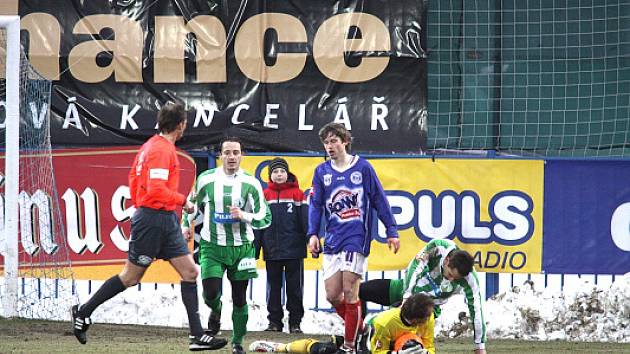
[249,340,281,352]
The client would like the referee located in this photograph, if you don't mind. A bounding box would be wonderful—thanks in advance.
[71,103,227,352]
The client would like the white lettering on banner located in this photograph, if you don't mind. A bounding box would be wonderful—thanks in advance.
[417,193,456,239]
[0,102,50,131]
[371,96,389,131]
[29,101,48,129]
[461,195,491,240]
[62,97,83,130]
[18,190,58,255]
[264,104,279,129]
[298,104,313,131]
[492,195,531,242]
[18,192,39,255]
[610,202,630,252]
[53,100,395,132]
[231,104,249,125]
[194,105,216,127]
[1,184,131,257]
[334,97,351,130]
[380,190,534,245]
[62,188,103,254]
[109,185,135,252]
[120,104,140,130]
[61,97,83,130]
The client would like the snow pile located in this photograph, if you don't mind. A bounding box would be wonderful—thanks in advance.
[436,274,630,343]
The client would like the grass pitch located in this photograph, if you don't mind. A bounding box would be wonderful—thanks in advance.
[0,317,627,353]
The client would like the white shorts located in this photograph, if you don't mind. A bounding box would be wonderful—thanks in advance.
[322,251,367,280]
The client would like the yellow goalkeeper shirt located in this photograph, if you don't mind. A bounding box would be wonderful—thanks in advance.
[366,307,435,354]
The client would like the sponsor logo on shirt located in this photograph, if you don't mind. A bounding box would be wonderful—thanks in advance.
[327,189,361,220]
[323,174,332,186]
[350,171,362,185]
[213,212,237,223]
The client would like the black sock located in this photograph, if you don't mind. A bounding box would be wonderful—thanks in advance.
[181,281,204,337]
[79,275,126,317]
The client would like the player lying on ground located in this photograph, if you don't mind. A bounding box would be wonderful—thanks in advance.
[360,239,486,353]
[249,293,435,354]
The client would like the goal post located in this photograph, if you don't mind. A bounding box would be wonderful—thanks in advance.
[0,15,20,319]
[1,14,74,320]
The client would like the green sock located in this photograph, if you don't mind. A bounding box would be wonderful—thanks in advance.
[203,292,222,318]
[231,304,248,345]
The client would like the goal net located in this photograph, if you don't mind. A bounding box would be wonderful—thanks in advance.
[426,1,629,157]
[0,16,76,320]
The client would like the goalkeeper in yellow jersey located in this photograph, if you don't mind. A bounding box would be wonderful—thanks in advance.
[249,293,435,354]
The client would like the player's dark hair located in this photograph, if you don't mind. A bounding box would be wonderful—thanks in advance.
[157,103,186,134]
[318,123,352,152]
[219,136,243,153]
[401,293,434,324]
[448,249,474,277]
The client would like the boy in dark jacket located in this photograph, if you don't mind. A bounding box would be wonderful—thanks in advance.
[255,158,309,334]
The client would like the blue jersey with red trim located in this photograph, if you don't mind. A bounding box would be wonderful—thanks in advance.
[307,156,398,256]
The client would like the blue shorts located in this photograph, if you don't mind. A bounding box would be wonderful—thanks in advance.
[128,207,190,267]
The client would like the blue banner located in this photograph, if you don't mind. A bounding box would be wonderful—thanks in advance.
[543,160,630,274]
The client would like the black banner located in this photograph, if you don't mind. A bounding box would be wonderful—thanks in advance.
[19,0,427,153]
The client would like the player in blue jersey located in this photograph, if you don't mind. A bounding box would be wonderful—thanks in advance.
[308,123,400,354]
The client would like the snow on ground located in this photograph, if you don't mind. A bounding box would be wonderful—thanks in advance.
[481,274,630,342]
[1,274,629,343]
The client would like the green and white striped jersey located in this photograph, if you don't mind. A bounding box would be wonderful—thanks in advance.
[183,167,271,246]
[401,239,486,350]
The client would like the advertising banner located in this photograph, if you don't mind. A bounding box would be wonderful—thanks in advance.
[16,0,428,153]
[19,153,630,280]
[543,160,630,274]
[240,155,544,273]
[0,147,196,282]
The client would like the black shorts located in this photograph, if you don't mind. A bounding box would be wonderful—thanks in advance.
[128,207,190,267]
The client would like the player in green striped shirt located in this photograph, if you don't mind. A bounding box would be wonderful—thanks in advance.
[360,239,487,354]
[182,137,271,354]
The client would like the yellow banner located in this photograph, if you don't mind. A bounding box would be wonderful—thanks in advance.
[240,156,544,273]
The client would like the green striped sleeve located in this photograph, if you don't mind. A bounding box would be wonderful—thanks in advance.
[403,257,421,290]
[182,173,203,228]
[241,177,271,229]
[458,269,486,347]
